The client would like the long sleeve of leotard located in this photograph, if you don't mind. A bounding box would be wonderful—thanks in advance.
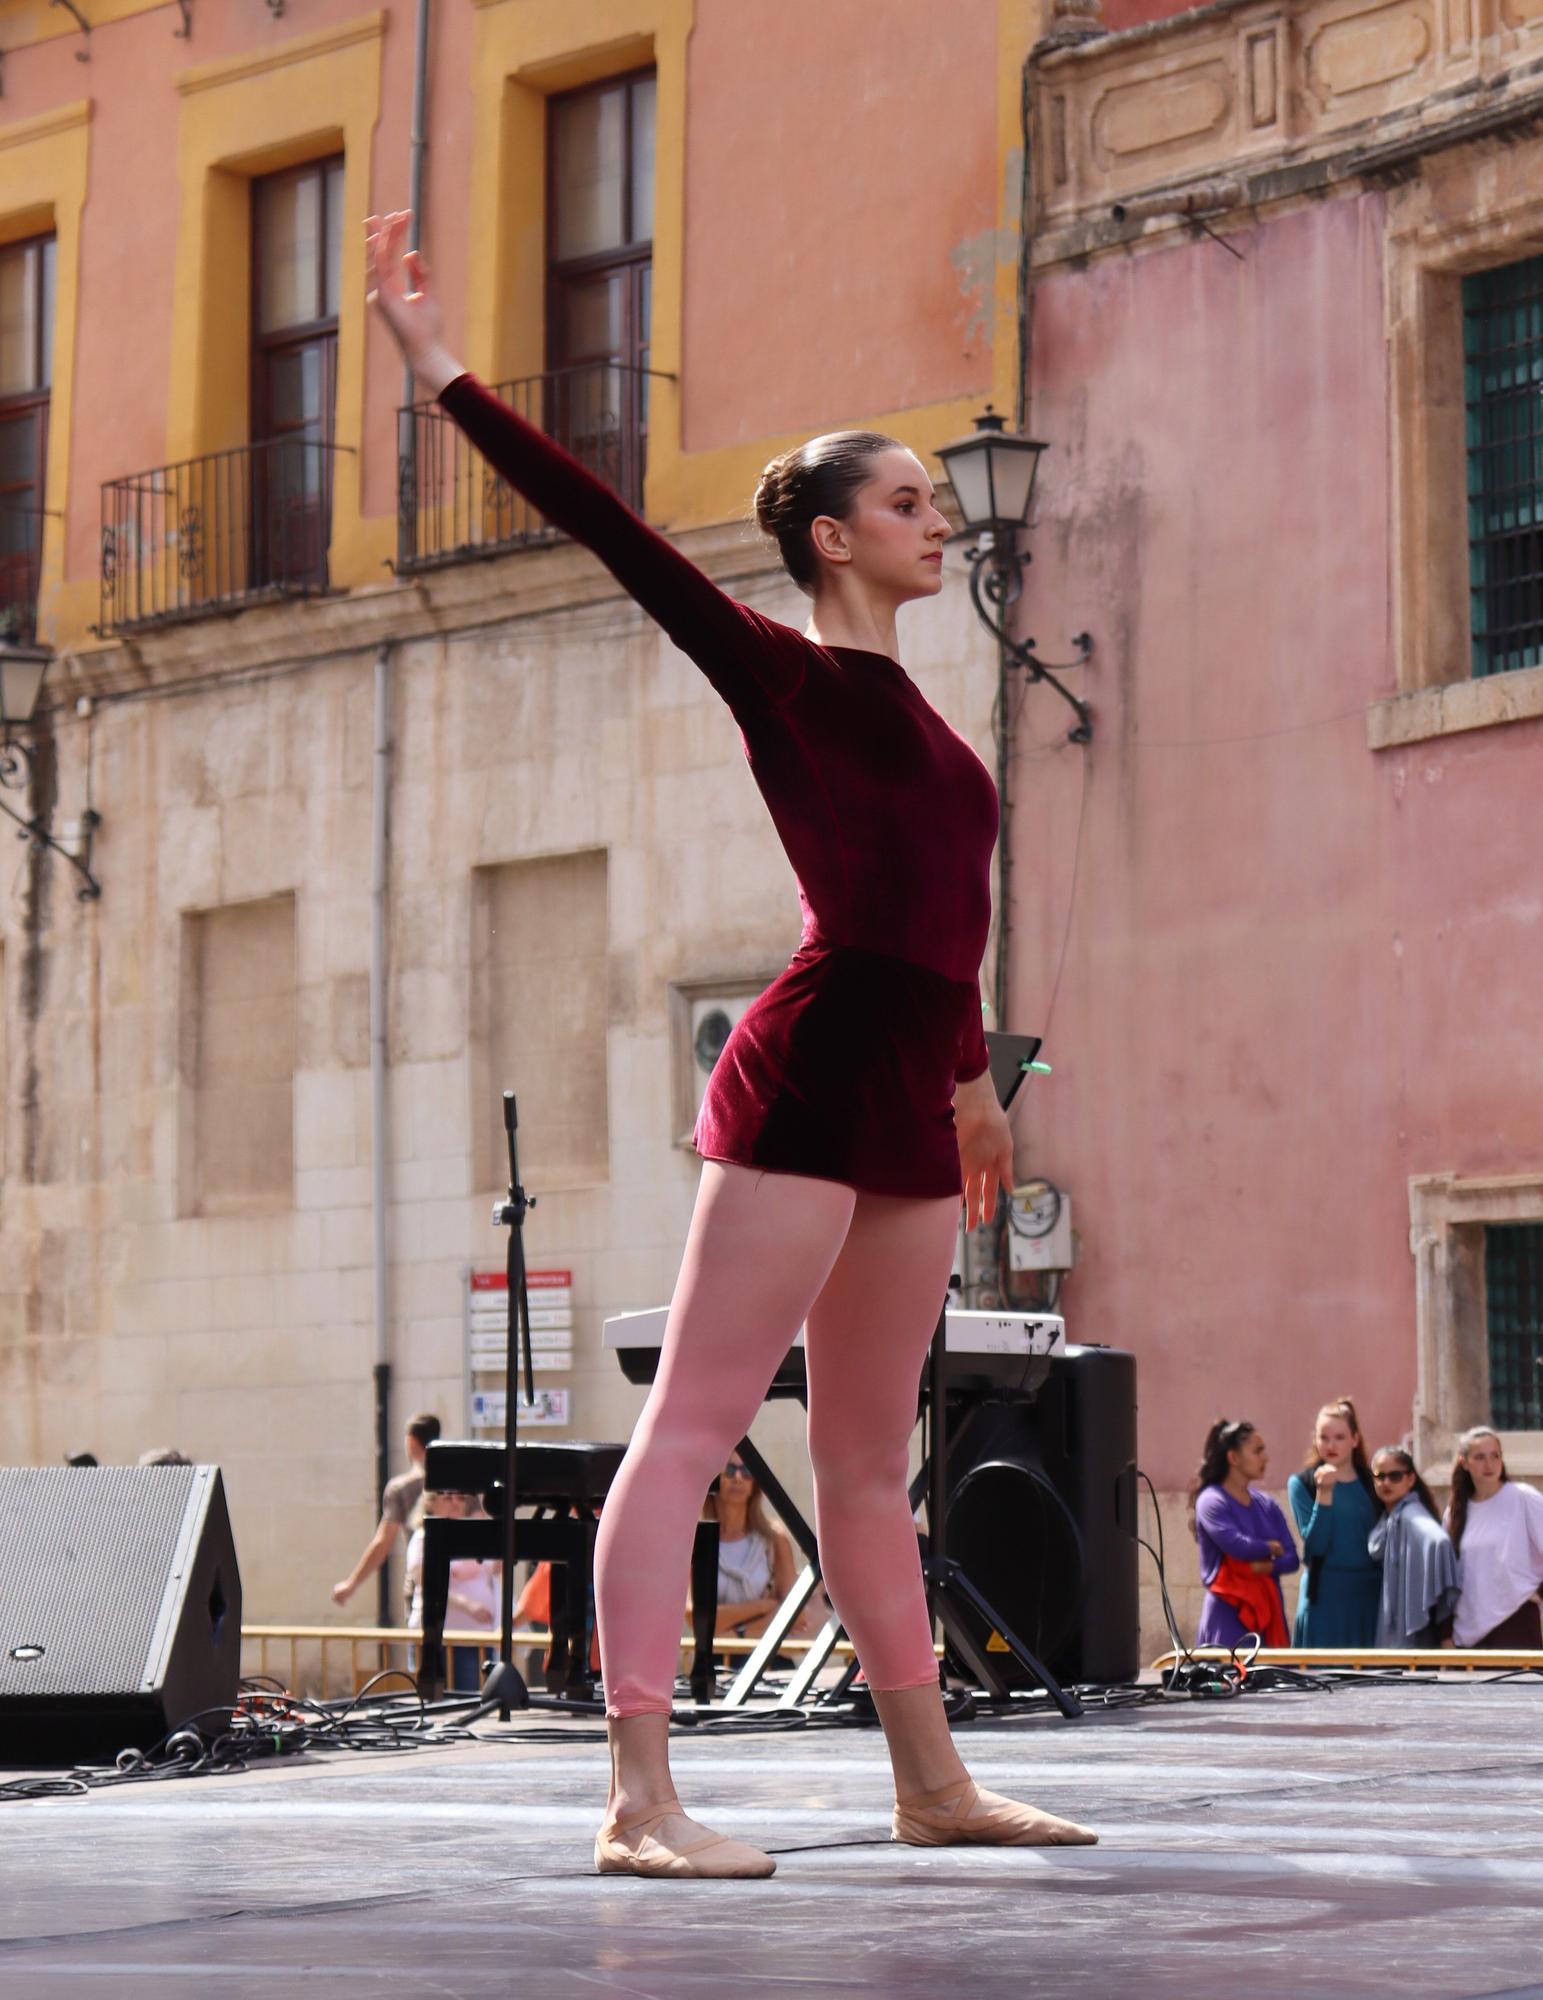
[437,374,804,709]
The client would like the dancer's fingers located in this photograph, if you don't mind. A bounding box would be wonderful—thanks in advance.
[404,249,428,294]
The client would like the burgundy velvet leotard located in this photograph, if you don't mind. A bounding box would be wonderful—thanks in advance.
[440,375,999,1199]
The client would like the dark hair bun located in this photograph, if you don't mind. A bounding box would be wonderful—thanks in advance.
[752,430,904,594]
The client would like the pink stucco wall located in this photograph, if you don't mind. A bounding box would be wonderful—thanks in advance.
[1011,195,1543,1489]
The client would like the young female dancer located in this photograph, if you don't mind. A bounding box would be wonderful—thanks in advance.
[368,213,1096,1878]
[1190,1419,1299,1648]
[1287,1397,1380,1647]
[1444,1427,1543,1649]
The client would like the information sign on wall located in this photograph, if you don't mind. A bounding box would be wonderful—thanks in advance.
[464,1268,574,1431]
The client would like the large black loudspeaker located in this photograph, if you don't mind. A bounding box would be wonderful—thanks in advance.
[944,1345,1139,1687]
[0,1464,241,1760]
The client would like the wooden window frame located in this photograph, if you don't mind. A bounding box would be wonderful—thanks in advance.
[544,68,655,379]
[249,156,344,450]
[0,231,56,643]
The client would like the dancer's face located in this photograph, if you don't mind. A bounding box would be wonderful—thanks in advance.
[812,448,950,603]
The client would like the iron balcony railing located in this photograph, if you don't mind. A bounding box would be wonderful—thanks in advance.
[396,361,664,573]
[99,436,351,635]
[0,503,44,647]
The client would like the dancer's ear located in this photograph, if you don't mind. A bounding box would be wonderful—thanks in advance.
[809,514,853,568]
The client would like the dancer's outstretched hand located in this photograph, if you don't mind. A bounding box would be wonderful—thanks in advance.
[955,1070,1014,1231]
[365,210,461,397]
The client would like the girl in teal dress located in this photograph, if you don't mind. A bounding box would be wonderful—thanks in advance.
[1287,1396,1382,1647]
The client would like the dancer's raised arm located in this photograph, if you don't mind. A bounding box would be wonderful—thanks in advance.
[367,213,800,707]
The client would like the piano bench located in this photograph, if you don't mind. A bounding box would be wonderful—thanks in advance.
[417,1438,720,1704]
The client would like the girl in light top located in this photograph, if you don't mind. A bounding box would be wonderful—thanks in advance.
[702,1455,820,1643]
[1444,1427,1543,1650]
[1287,1397,1381,1648]
[1191,1420,1299,1648]
[1367,1446,1459,1648]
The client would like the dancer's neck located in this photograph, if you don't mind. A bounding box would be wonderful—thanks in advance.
[806,584,902,663]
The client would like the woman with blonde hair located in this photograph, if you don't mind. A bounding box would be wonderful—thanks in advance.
[1444,1427,1543,1649]
[1287,1396,1380,1647]
[702,1455,819,1644]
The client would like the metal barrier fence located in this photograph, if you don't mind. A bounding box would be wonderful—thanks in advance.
[240,1625,862,1700]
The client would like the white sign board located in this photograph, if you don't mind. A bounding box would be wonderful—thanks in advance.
[470,1388,570,1430]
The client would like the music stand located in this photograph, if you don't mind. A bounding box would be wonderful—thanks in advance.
[921,1031,1083,1719]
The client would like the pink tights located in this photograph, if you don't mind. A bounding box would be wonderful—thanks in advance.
[594,1162,959,1717]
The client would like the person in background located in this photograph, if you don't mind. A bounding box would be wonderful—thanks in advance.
[138,1447,191,1466]
[1444,1427,1543,1650]
[1288,1397,1381,1647]
[64,1451,99,1468]
[701,1455,822,1645]
[405,1489,499,1692]
[1367,1445,1460,1648]
[1191,1419,1300,1648]
[332,1412,441,1609]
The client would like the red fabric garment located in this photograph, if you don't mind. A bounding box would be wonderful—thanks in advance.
[439,376,999,1197]
[1209,1556,1289,1646]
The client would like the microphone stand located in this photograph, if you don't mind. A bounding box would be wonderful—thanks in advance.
[483,1089,536,1718]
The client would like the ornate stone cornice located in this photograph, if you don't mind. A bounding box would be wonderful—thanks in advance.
[1030,0,1543,263]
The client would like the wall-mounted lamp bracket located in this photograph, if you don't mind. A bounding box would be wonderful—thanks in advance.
[0,742,102,900]
[49,0,91,59]
[963,538,1094,744]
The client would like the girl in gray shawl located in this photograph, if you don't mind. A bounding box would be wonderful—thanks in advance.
[1368,1446,1460,1647]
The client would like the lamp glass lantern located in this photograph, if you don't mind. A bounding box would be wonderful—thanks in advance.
[0,646,49,740]
[937,409,1048,535]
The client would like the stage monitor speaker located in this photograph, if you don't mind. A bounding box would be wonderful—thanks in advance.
[942,1344,1139,1687]
[0,1463,242,1761]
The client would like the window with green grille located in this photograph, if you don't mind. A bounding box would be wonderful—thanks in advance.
[1485,1221,1543,1430]
[1464,259,1543,678]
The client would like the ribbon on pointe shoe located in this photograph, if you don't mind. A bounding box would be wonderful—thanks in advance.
[892,1778,1098,1848]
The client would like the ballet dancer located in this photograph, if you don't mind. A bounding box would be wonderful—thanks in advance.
[368,211,1097,1878]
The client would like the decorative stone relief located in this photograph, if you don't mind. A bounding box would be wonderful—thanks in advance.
[1032,0,1543,257]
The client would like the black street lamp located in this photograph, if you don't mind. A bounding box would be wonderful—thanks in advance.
[937,408,1092,745]
[0,642,102,900]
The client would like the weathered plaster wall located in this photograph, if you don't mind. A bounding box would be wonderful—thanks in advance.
[1010,193,1543,1522]
[0,545,998,1620]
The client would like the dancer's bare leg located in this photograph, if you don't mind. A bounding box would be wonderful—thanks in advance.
[593,1161,854,1874]
[805,1191,1097,1848]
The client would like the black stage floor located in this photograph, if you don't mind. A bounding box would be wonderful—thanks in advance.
[5,1680,1542,1998]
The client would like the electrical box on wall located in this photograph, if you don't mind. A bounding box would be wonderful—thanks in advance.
[1007,1187,1075,1272]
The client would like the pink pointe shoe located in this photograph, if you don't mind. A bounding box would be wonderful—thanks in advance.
[594,1798,777,1879]
[893,1778,1098,1848]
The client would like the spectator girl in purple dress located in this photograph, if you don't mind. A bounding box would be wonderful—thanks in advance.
[1191,1420,1300,1648]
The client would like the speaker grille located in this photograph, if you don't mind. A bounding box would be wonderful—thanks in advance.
[0,1466,203,1698]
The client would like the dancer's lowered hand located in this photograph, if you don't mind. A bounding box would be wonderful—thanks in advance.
[365,210,462,397]
[954,1070,1014,1231]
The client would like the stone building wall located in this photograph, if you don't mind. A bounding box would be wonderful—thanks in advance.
[0,535,1000,1623]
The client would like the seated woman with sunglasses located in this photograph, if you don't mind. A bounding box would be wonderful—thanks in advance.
[1366,1446,1459,1649]
[1190,1419,1300,1648]
[702,1457,821,1643]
